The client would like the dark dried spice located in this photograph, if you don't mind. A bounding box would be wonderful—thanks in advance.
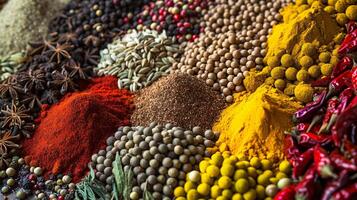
[46,42,73,63]
[0,102,32,129]
[0,131,19,155]
[40,89,60,104]
[21,93,42,110]
[83,49,99,66]
[28,38,56,56]
[18,69,46,93]
[50,70,76,94]
[0,76,23,99]
[65,59,90,79]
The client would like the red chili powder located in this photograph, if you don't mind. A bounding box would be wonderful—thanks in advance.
[22,76,133,182]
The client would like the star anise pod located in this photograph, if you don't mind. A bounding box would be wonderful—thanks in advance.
[0,76,23,99]
[10,122,35,139]
[84,35,101,47]
[21,93,42,110]
[0,132,19,155]
[0,152,10,169]
[18,69,46,93]
[84,48,99,66]
[28,38,56,56]
[65,59,89,79]
[41,89,60,104]
[50,70,76,94]
[58,32,79,45]
[0,103,32,129]
[46,43,73,63]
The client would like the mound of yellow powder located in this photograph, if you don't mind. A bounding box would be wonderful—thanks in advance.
[266,4,341,59]
[213,85,302,162]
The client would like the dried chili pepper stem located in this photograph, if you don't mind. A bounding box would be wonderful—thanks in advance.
[314,145,337,179]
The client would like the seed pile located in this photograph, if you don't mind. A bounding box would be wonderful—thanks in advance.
[172,0,292,103]
[89,124,219,199]
[0,52,27,81]
[0,160,75,199]
[49,0,150,49]
[131,73,225,130]
[135,0,208,42]
[96,30,181,92]
[175,151,293,200]
[0,0,68,56]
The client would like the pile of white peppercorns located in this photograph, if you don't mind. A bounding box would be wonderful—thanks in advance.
[89,123,219,200]
[172,0,293,103]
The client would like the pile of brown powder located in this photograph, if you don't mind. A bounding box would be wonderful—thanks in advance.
[0,0,69,56]
[131,73,225,130]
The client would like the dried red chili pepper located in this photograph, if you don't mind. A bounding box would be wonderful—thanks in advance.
[339,37,357,56]
[327,71,352,98]
[347,21,357,33]
[321,170,350,200]
[351,67,357,92]
[342,140,357,162]
[339,28,357,56]
[330,150,357,171]
[295,166,320,200]
[314,145,337,179]
[284,134,301,161]
[292,148,314,179]
[298,133,332,149]
[331,181,357,200]
[293,90,327,123]
[274,184,296,200]
[319,97,339,134]
[306,114,323,133]
[331,56,353,78]
[311,76,331,87]
[297,123,310,133]
[326,88,355,135]
[332,104,357,147]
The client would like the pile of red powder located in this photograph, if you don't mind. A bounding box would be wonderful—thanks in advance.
[22,76,133,182]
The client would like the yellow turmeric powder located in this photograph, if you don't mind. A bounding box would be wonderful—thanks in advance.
[266,4,341,59]
[213,85,302,162]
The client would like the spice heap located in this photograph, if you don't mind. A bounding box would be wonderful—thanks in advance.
[0,0,68,56]
[22,76,133,183]
[89,124,219,199]
[174,151,293,200]
[49,0,150,49]
[0,159,76,199]
[0,52,27,81]
[172,0,292,103]
[254,1,346,103]
[96,29,181,92]
[135,0,208,42]
[278,23,357,200]
[213,85,302,162]
[131,73,225,130]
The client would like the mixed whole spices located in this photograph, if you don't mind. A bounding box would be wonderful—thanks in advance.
[0,0,356,199]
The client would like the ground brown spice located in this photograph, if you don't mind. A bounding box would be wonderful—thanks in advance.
[131,73,225,130]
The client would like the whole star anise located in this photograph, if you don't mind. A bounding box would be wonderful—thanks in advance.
[0,76,23,99]
[21,93,42,110]
[0,103,32,129]
[50,70,76,94]
[65,59,89,79]
[46,43,73,63]
[18,69,46,93]
[0,132,19,155]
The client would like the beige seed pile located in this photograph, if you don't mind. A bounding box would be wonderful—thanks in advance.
[172,0,292,103]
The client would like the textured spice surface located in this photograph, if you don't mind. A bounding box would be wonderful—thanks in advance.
[22,76,133,182]
[131,73,225,130]
[0,0,69,56]
[213,85,302,161]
